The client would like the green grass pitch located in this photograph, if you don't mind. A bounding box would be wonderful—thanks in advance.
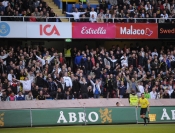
[1,124,175,133]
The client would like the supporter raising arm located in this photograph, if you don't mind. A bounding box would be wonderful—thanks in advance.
[90,79,101,99]
[66,8,85,22]
[35,53,56,66]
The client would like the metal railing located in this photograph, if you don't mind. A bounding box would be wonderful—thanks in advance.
[0,16,174,23]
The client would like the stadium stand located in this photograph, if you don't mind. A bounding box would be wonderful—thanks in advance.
[0,44,175,101]
[0,0,174,23]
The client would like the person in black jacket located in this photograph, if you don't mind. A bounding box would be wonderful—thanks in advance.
[36,73,47,90]
[64,90,72,100]
[88,86,94,98]
[81,54,88,75]
[86,56,93,75]
[79,77,88,99]
[32,85,39,99]
[171,87,175,98]
[0,60,7,74]
[57,77,66,93]
[104,75,113,98]
[72,76,80,99]
[47,78,57,99]
[55,88,63,100]
[92,63,102,79]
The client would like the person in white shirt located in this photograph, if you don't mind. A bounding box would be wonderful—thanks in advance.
[2,0,8,7]
[14,77,33,94]
[163,0,170,10]
[66,8,85,22]
[36,53,55,66]
[0,51,9,65]
[63,72,72,88]
[145,2,152,11]
[137,82,145,97]
[89,14,97,23]
[121,54,128,67]
[150,87,157,99]
[90,8,97,22]
[8,70,16,82]
[160,10,169,20]
[151,49,158,58]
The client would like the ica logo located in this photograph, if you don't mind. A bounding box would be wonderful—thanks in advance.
[0,22,10,36]
[40,24,60,36]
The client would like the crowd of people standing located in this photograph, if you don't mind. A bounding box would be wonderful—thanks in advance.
[0,44,175,101]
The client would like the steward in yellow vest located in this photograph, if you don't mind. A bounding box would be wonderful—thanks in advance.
[129,89,138,106]
[64,46,71,67]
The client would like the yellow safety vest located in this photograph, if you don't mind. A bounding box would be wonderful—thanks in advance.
[80,0,86,2]
[129,94,138,106]
[64,48,71,57]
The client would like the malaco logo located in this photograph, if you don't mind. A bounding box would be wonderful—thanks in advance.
[120,25,153,36]
[40,24,60,36]
[81,26,106,34]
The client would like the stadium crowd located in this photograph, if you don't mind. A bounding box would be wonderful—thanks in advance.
[68,0,175,23]
[0,0,61,22]
[0,0,175,22]
[0,44,175,101]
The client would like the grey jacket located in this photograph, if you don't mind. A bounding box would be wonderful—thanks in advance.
[124,76,144,93]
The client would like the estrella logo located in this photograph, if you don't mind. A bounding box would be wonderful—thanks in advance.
[0,22,10,36]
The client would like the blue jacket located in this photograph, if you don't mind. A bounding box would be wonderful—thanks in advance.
[16,95,25,101]
[74,55,82,66]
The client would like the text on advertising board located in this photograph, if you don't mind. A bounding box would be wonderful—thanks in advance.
[116,23,158,39]
[72,23,116,39]
[158,24,175,38]
[40,24,60,36]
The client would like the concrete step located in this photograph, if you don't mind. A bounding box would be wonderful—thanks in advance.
[46,0,68,22]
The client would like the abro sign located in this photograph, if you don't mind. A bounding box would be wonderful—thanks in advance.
[27,22,72,38]
[116,23,158,39]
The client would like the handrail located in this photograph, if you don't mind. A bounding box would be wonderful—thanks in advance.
[0,16,174,23]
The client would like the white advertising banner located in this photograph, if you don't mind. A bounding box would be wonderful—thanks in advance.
[0,22,72,38]
[27,22,72,38]
[0,22,27,38]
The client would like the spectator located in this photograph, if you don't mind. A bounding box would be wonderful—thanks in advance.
[32,86,39,99]
[55,88,63,100]
[90,79,101,98]
[123,73,145,93]
[66,8,85,22]
[64,90,72,100]
[8,92,16,101]
[171,86,175,98]
[163,90,170,98]
[0,2,5,12]
[14,77,33,95]
[150,87,157,99]
[2,0,8,8]
[25,91,33,100]
[1,91,7,101]
[90,8,97,22]
[144,88,150,99]
[37,90,46,100]
[118,81,127,98]
[16,91,25,101]
[97,14,104,23]
[29,13,36,22]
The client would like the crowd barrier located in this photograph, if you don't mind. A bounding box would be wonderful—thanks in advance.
[0,106,175,127]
